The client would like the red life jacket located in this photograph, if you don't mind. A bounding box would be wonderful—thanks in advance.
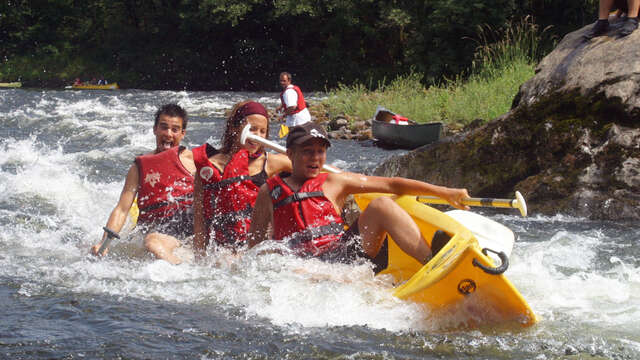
[211,149,264,245]
[136,146,194,224]
[193,143,222,223]
[267,173,344,256]
[279,84,307,115]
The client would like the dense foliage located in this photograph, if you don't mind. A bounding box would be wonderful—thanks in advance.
[323,16,545,126]
[0,0,596,90]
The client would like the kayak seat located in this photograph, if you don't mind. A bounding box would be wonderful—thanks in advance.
[431,230,451,258]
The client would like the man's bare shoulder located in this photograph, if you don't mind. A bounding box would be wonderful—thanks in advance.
[178,148,196,174]
[267,153,291,170]
[180,148,193,158]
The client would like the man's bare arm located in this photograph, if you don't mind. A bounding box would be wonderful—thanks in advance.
[326,172,470,211]
[91,164,139,255]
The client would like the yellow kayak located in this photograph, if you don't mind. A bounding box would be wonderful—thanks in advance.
[354,193,536,327]
[0,82,22,88]
[67,83,119,90]
[129,199,139,225]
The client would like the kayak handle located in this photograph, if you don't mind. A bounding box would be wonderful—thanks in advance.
[472,248,509,275]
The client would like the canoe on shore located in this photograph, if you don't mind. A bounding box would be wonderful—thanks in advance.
[0,82,22,88]
[65,83,119,90]
[372,106,443,149]
[354,193,537,328]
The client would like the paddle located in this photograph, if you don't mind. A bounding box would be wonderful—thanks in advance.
[417,192,527,217]
[279,124,289,138]
[242,124,527,216]
[96,226,120,256]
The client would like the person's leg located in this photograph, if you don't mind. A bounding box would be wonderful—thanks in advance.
[621,0,639,35]
[600,0,616,18]
[357,197,432,265]
[627,0,639,17]
[585,0,615,39]
[144,232,182,264]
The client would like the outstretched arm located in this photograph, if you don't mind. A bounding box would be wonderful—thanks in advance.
[248,184,274,248]
[326,172,470,211]
[91,164,139,255]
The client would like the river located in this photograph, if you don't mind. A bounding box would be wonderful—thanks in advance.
[0,88,638,359]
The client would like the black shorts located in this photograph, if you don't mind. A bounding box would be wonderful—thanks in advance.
[138,210,194,239]
[317,219,388,274]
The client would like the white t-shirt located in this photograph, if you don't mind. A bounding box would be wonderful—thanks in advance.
[282,86,311,127]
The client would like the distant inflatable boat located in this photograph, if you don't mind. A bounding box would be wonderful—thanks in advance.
[65,83,119,90]
[0,82,22,88]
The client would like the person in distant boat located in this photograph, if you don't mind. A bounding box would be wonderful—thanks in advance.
[584,0,639,38]
[192,101,291,258]
[275,72,311,127]
[91,104,196,264]
[73,78,82,86]
[248,122,470,269]
[98,76,108,85]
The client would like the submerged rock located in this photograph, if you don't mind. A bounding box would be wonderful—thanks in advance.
[374,18,640,220]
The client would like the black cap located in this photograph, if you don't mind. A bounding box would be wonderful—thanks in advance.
[286,122,331,148]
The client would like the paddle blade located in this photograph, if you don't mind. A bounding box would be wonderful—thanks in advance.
[279,124,289,138]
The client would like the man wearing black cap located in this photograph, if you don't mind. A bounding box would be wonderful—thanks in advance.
[248,122,470,267]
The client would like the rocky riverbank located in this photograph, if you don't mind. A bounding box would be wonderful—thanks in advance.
[372,17,640,220]
[270,103,376,141]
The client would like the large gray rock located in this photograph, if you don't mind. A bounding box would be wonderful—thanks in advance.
[374,19,640,220]
[514,16,640,116]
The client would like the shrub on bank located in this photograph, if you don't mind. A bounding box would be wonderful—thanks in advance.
[322,16,551,129]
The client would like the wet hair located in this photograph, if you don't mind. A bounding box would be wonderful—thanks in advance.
[279,72,292,82]
[154,104,188,129]
[220,100,270,154]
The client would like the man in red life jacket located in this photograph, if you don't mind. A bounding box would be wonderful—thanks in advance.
[276,72,311,127]
[91,104,196,264]
[248,123,470,268]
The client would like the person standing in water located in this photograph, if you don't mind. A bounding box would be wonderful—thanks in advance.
[91,104,196,264]
[248,122,470,268]
[192,101,291,258]
[275,72,311,128]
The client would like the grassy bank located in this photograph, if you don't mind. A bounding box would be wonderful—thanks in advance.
[322,17,550,128]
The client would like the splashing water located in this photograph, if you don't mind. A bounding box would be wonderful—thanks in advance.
[0,88,638,359]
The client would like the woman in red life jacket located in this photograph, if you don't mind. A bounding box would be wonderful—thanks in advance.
[193,101,292,257]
